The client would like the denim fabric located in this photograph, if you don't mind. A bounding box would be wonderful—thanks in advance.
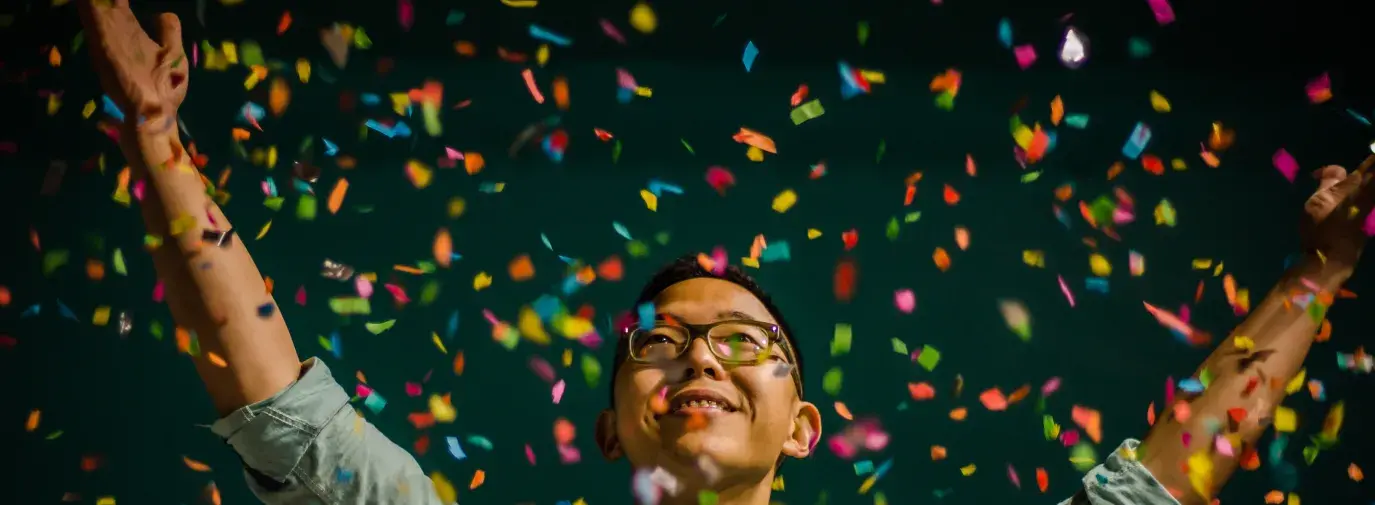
[1058,439,1180,505]
[211,358,445,505]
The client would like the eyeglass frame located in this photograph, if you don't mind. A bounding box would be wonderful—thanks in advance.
[619,319,805,399]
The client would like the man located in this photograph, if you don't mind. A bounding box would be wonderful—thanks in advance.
[79,1,1373,504]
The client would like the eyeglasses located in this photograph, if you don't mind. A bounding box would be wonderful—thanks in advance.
[622,320,803,396]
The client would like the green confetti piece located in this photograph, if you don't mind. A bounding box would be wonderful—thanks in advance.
[935,90,955,110]
[875,139,886,164]
[790,99,825,125]
[916,345,941,371]
[45,430,64,440]
[1199,367,1215,388]
[353,27,372,49]
[187,330,200,356]
[1069,443,1098,471]
[240,40,265,67]
[415,261,437,274]
[112,248,127,276]
[831,323,852,356]
[626,240,649,258]
[698,490,719,505]
[263,196,284,211]
[363,392,386,414]
[1128,37,1153,58]
[299,136,314,155]
[712,13,727,27]
[886,217,900,240]
[1064,114,1090,128]
[43,250,70,276]
[903,211,922,223]
[496,325,520,350]
[365,319,397,334]
[654,231,671,245]
[612,139,623,163]
[1302,445,1319,465]
[1307,299,1328,323]
[318,334,333,352]
[72,31,84,52]
[329,296,372,315]
[680,138,694,155]
[822,367,843,396]
[465,435,493,450]
[144,234,163,249]
[891,337,908,355]
[1020,171,1042,183]
[169,54,184,69]
[857,21,869,46]
[150,319,164,340]
[419,280,441,305]
[581,353,602,387]
[1043,415,1059,440]
[297,194,318,220]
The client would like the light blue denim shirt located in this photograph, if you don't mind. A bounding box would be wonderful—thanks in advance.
[213,358,1178,505]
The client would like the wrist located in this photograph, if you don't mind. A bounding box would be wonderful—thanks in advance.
[1291,252,1354,292]
[124,122,184,172]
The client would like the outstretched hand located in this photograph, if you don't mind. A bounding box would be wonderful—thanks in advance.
[78,0,187,135]
[1302,157,1375,273]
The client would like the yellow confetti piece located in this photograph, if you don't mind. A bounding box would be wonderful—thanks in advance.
[858,474,878,494]
[93,306,111,326]
[1288,493,1301,505]
[429,394,457,423]
[49,46,61,67]
[859,70,885,83]
[561,349,572,367]
[1149,90,1171,112]
[295,58,311,83]
[1088,253,1111,276]
[807,228,822,239]
[256,220,273,240]
[431,472,457,504]
[473,272,493,291]
[1284,369,1307,395]
[82,100,95,118]
[629,2,657,33]
[959,464,977,476]
[746,145,765,162]
[169,214,197,236]
[1191,258,1213,269]
[772,476,785,491]
[1187,450,1214,498]
[1212,262,1224,276]
[432,332,447,354]
[1232,335,1255,351]
[741,257,760,268]
[1171,158,1187,171]
[640,189,658,211]
[96,497,115,505]
[1023,250,1045,268]
[772,189,798,213]
[635,86,653,97]
[447,197,467,218]
[1274,406,1297,433]
[536,44,550,66]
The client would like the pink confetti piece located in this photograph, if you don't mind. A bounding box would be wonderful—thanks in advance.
[1041,377,1062,396]
[894,289,916,313]
[356,383,374,397]
[1305,73,1332,104]
[521,68,546,104]
[1364,207,1375,237]
[1214,435,1234,456]
[483,309,500,326]
[529,356,556,383]
[1164,376,1175,407]
[599,19,627,45]
[1007,464,1022,489]
[152,280,164,302]
[616,67,638,90]
[705,166,736,194]
[557,443,581,464]
[552,379,566,404]
[1057,275,1076,307]
[397,0,414,31]
[1181,431,1192,447]
[294,286,307,306]
[444,147,464,160]
[1059,429,1079,447]
[1013,45,1037,69]
[355,275,374,298]
[192,44,198,67]
[1272,148,1298,182]
[404,382,422,397]
[524,444,537,465]
[131,180,145,201]
[384,283,410,304]
[1146,0,1175,25]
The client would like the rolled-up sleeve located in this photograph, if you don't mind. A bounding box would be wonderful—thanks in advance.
[211,358,445,505]
[1058,439,1180,505]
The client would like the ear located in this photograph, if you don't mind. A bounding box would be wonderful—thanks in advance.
[780,400,822,459]
[595,409,624,461]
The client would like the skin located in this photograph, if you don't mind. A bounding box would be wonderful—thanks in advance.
[82,0,1372,503]
[596,278,822,505]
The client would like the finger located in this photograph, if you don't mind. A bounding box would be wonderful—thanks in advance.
[1314,165,1348,192]
[157,13,183,53]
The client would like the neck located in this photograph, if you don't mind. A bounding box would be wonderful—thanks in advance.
[662,475,773,505]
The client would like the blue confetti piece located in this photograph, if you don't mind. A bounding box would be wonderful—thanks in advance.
[874,458,894,479]
[540,232,554,251]
[557,255,574,264]
[364,120,395,138]
[465,435,493,450]
[329,331,342,359]
[265,177,279,197]
[533,295,561,321]
[445,10,466,26]
[612,221,632,240]
[102,95,124,121]
[529,24,573,47]
[21,304,40,318]
[362,391,387,414]
[760,241,791,262]
[1095,473,1110,485]
[1178,378,1204,393]
[616,87,634,104]
[445,436,468,460]
[1064,114,1090,129]
[478,182,501,193]
[391,121,412,137]
[854,460,875,476]
[323,138,338,156]
[1346,108,1372,126]
[445,311,459,339]
[560,274,583,296]
[742,41,759,71]
[257,302,276,318]
[997,18,1013,48]
[56,300,76,320]
[237,102,264,125]
[360,93,381,106]
[1121,122,1151,160]
[336,468,355,484]
[1084,277,1109,294]
[647,179,684,197]
[292,179,315,194]
[637,302,655,330]
[838,61,863,99]
[1046,130,1058,151]
[1054,206,1072,229]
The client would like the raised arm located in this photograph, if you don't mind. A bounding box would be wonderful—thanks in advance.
[1139,160,1373,504]
[79,0,300,416]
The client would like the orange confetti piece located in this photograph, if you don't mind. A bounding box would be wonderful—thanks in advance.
[327,178,348,214]
[1315,319,1331,342]
[903,185,916,206]
[206,352,228,368]
[949,407,968,421]
[1350,463,1364,482]
[732,127,778,154]
[454,41,476,56]
[87,259,105,281]
[942,184,961,205]
[1006,384,1031,404]
[965,154,977,176]
[263,276,275,295]
[1071,405,1102,443]
[979,388,1008,411]
[1147,402,1156,426]
[277,11,292,34]
[790,84,809,106]
[25,410,39,432]
[521,68,545,103]
[206,482,221,505]
[909,382,936,400]
[930,445,947,460]
[269,78,290,117]
[552,76,570,110]
[508,254,535,281]
[231,128,251,141]
[553,418,576,445]
[834,401,854,421]
[933,247,951,272]
[453,351,465,375]
[1106,161,1124,181]
[1200,149,1221,168]
[596,255,624,281]
[1264,491,1285,504]
[183,456,213,472]
[954,227,970,251]
[175,327,191,354]
[469,469,486,490]
[1050,96,1064,125]
[1239,447,1260,470]
[1172,400,1192,422]
[464,152,485,174]
[433,228,453,268]
[1036,467,1048,492]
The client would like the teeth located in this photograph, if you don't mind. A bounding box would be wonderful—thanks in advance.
[674,399,726,412]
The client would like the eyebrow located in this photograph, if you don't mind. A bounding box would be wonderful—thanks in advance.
[655,311,763,323]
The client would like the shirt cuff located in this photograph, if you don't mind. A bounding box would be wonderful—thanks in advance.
[1080,439,1181,505]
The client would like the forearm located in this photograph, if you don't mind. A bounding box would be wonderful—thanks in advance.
[124,125,301,416]
[1140,255,1350,504]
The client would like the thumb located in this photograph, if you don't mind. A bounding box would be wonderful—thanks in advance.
[1314,165,1348,193]
[157,13,183,52]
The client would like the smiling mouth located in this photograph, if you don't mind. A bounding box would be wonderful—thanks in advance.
[656,392,740,419]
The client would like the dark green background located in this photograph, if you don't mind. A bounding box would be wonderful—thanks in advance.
[4,0,1374,503]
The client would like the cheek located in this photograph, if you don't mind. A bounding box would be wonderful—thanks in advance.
[736,369,797,427]
[614,368,668,425]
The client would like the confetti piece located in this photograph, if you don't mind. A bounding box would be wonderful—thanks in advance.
[1273,148,1298,182]
[629,2,657,33]
[742,41,759,71]
[979,388,1007,411]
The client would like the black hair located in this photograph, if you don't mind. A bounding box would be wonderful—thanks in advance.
[610,254,804,406]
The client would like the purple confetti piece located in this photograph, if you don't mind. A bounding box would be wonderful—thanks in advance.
[1272,148,1298,182]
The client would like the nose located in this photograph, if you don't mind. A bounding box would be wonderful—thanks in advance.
[678,337,725,382]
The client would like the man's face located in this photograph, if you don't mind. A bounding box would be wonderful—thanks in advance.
[596,277,821,488]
